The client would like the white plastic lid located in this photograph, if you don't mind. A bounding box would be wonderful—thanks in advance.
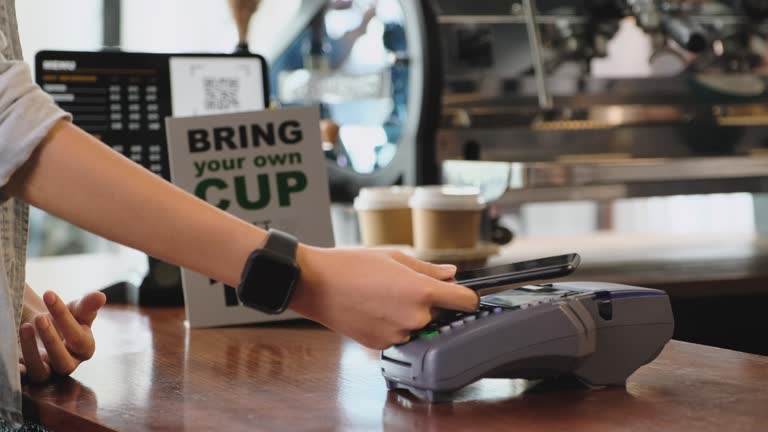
[409,186,486,211]
[354,186,415,211]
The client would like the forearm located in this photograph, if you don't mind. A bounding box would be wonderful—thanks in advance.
[3,121,267,287]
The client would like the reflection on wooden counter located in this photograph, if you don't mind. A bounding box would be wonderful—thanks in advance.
[22,306,768,432]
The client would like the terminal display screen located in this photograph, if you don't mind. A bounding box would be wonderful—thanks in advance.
[35,51,269,180]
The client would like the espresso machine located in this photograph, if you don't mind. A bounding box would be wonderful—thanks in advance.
[259,0,768,236]
[433,0,768,232]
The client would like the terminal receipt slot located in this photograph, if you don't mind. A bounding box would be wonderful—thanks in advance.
[381,282,674,402]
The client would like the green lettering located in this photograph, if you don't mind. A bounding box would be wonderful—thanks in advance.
[253,155,267,168]
[195,178,230,210]
[235,174,271,210]
[276,171,307,207]
[267,153,288,166]
[194,161,207,177]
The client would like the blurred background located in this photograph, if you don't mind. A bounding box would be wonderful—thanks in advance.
[18,0,768,354]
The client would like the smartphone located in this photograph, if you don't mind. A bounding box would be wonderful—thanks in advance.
[455,253,581,293]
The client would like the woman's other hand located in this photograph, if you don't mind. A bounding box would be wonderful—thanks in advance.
[18,290,106,383]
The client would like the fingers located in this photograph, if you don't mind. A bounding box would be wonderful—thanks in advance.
[68,291,107,326]
[19,323,51,383]
[430,308,442,321]
[390,251,477,312]
[397,331,412,346]
[34,315,79,376]
[425,279,480,313]
[365,331,413,351]
[389,252,457,280]
[44,291,95,357]
[18,290,102,382]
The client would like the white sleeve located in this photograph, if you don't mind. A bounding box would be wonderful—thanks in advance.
[0,61,71,188]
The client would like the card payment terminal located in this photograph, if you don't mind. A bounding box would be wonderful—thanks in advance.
[381,281,674,402]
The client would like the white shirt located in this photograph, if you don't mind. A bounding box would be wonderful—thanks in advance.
[0,0,70,426]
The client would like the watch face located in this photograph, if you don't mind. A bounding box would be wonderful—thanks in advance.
[238,250,300,313]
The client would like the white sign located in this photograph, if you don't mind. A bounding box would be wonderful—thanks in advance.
[165,106,334,327]
[169,56,267,117]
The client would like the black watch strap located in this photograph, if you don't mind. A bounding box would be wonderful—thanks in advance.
[265,229,298,258]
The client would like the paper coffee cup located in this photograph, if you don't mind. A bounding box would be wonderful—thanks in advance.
[354,187,414,246]
[409,186,485,250]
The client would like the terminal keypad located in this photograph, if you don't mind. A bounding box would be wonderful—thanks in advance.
[415,304,505,340]
[412,286,583,342]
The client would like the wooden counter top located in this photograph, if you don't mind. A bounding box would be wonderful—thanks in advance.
[22,306,768,432]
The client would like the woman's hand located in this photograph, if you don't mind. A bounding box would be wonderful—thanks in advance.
[18,289,106,383]
[290,246,479,350]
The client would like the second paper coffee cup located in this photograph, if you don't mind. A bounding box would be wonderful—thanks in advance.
[409,186,486,250]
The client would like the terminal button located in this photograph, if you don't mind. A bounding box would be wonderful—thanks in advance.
[450,320,465,328]
[419,330,440,340]
[597,299,613,321]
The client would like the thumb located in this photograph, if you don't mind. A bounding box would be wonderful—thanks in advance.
[70,292,107,326]
[390,252,457,280]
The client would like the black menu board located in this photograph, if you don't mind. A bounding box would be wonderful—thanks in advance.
[36,51,269,180]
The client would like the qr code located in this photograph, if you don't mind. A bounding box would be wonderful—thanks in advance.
[203,77,240,111]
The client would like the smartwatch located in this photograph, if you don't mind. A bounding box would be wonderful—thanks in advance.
[236,229,301,314]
